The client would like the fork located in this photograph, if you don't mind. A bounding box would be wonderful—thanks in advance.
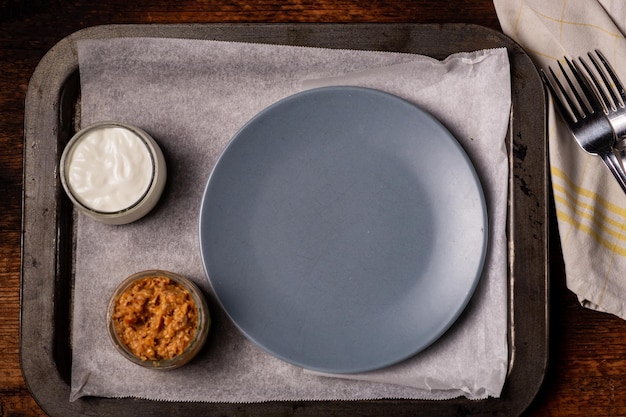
[541,55,626,193]
[580,50,626,141]
[580,50,626,163]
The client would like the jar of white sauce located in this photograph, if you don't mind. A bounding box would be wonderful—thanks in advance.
[60,122,167,225]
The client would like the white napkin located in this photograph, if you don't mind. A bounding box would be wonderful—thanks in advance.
[70,38,510,402]
[494,0,626,318]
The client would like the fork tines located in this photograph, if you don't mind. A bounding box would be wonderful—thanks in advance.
[541,56,600,124]
[541,50,626,125]
[585,50,626,112]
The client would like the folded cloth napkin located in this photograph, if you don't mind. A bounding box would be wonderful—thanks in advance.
[494,0,626,318]
[70,38,510,402]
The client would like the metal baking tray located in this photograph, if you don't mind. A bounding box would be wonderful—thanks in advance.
[21,23,548,417]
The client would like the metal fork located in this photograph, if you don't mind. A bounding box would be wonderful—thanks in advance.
[580,50,626,166]
[581,50,626,141]
[541,56,626,193]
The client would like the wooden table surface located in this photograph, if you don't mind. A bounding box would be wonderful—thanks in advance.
[2,1,626,416]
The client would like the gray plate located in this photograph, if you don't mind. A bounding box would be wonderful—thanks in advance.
[199,86,487,373]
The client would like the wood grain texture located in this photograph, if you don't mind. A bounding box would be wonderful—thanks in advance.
[0,1,623,416]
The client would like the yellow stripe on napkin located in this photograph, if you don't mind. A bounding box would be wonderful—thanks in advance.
[552,166,626,256]
[525,3,622,38]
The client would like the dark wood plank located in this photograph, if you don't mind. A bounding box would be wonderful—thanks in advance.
[3,1,626,416]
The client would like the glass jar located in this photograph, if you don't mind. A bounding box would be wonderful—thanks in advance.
[60,121,167,225]
[107,270,210,369]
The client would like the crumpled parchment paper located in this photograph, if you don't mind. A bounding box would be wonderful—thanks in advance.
[70,38,510,402]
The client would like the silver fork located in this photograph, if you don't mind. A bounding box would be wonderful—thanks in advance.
[541,56,626,193]
[580,50,626,141]
[580,50,626,165]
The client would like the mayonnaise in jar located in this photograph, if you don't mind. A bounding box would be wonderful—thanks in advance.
[60,122,167,225]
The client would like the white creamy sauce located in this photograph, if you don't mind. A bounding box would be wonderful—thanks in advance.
[66,127,154,213]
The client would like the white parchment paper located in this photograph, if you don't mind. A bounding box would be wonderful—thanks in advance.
[70,38,510,402]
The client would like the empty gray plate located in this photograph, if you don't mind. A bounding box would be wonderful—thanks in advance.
[199,86,487,373]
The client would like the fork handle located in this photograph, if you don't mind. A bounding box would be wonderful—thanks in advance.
[600,151,626,194]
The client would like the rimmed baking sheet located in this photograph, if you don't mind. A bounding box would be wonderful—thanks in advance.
[21,23,548,417]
